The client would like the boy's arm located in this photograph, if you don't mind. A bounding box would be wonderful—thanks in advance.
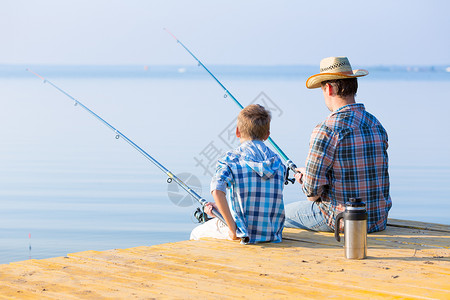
[211,189,238,240]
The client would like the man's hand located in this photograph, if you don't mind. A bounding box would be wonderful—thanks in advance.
[294,167,306,184]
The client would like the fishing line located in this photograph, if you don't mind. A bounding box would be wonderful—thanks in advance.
[164,29,298,184]
[26,68,225,224]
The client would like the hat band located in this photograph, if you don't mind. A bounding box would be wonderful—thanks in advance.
[320,61,351,73]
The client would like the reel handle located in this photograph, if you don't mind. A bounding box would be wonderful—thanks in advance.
[284,161,299,185]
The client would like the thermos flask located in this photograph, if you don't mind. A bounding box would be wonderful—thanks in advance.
[334,197,367,259]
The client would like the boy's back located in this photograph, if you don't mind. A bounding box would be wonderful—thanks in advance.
[212,140,285,243]
[190,104,286,244]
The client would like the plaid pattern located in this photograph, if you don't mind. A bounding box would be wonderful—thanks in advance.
[303,103,392,233]
[211,140,286,243]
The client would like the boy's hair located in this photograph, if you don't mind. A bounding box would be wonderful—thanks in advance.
[321,78,358,97]
[237,104,271,140]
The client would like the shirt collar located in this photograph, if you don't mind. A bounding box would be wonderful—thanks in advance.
[241,140,265,147]
[332,103,365,114]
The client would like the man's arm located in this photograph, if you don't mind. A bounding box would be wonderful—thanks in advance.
[295,167,321,202]
[302,124,336,200]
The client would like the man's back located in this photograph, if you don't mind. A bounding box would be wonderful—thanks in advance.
[304,103,392,232]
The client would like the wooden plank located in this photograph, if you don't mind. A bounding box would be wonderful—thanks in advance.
[0,220,449,299]
[388,218,450,233]
[284,226,450,250]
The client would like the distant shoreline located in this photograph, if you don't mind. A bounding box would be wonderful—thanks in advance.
[1,64,449,79]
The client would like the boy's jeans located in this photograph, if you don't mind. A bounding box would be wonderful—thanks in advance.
[284,201,332,232]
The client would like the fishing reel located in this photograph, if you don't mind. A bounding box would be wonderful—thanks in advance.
[284,168,296,185]
[284,160,298,185]
[193,207,212,224]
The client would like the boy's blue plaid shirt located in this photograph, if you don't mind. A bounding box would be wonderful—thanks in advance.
[303,103,392,233]
[210,140,286,244]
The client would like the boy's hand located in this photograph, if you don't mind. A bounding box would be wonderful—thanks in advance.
[294,167,306,184]
[203,202,217,218]
[228,228,239,240]
[228,231,239,240]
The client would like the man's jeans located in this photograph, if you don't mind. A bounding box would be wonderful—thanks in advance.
[284,201,332,232]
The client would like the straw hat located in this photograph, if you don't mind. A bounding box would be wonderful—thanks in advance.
[306,57,368,89]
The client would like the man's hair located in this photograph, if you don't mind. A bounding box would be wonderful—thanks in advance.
[237,104,271,140]
[321,78,358,97]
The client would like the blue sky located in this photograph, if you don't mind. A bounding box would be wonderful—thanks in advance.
[2,0,449,66]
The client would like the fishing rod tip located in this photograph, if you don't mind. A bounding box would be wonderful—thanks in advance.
[26,68,46,81]
[164,28,177,40]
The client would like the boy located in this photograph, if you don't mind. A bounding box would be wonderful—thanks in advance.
[190,104,286,244]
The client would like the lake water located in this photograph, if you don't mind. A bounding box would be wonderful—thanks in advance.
[1,65,449,264]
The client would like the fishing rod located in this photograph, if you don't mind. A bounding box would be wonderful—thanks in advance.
[26,68,224,224]
[164,29,298,184]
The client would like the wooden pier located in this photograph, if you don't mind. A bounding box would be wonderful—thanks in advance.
[0,219,449,299]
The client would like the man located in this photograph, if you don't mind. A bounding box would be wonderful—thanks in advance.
[285,57,391,233]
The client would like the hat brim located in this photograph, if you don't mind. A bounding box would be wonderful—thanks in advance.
[306,69,369,89]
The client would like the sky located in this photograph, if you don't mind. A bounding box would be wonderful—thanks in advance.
[2,0,449,66]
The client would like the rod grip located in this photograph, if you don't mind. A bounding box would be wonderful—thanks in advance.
[286,160,297,173]
[211,207,227,226]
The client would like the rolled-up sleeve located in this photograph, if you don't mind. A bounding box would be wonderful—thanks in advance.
[302,124,336,197]
[210,160,233,194]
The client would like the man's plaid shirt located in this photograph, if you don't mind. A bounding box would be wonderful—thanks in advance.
[303,103,392,233]
[211,140,285,243]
